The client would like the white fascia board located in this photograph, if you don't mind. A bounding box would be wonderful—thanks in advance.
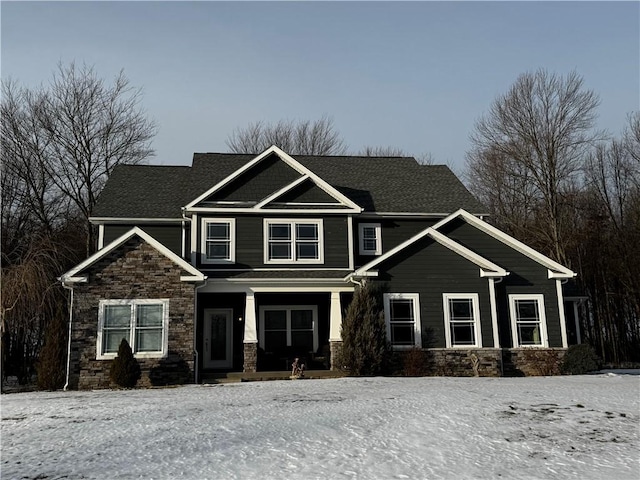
[89,217,184,224]
[358,212,491,218]
[184,146,279,209]
[184,206,361,214]
[432,209,576,277]
[351,227,506,278]
[254,175,310,208]
[61,226,205,283]
[184,145,363,212]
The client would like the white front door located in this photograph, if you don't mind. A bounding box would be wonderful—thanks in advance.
[203,308,233,369]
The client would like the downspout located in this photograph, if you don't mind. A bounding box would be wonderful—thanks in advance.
[61,281,74,391]
[493,276,505,377]
[348,276,363,288]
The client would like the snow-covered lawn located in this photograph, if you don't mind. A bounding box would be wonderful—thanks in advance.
[2,374,639,480]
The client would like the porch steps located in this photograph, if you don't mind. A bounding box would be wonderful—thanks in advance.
[202,370,345,384]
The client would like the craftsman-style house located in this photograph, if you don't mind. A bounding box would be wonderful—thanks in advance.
[60,146,583,388]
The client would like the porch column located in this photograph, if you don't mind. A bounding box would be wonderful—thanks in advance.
[329,291,343,342]
[243,291,258,372]
[329,291,343,371]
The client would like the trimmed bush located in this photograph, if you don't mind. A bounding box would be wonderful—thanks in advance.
[109,339,141,388]
[338,282,390,376]
[561,344,602,375]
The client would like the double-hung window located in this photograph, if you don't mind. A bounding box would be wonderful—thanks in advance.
[443,294,482,348]
[264,219,323,264]
[509,294,548,347]
[359,223,382,255]
[201,218,235,264]
[383,293,422,348]
[97,299,169,359]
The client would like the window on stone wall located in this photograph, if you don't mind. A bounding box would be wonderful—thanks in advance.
[97,299,169,359]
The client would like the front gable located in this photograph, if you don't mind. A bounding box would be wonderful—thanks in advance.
[185,146,362,214]
[61,227,205,284]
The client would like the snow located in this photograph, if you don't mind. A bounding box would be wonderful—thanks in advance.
[2,374,639,480]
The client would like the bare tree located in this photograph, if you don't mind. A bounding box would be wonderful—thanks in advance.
[466,69,602,264]
[358,146,408,157]
[226,116,347,155]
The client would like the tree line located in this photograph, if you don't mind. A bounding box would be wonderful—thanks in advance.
[1,63,637,388]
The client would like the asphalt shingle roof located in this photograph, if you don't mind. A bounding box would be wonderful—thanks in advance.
[92,153,486,218]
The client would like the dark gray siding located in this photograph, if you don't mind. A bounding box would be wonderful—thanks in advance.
[196,214,349,269]
[355,218,438,267]
[275,179,341,204]
[103,224,182,255]
[376,237,494,349]
[208,154,300,202]
[440,218,563,348]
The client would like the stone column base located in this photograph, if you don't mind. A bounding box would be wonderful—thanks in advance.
[329,341,343,371]
[243,343,258,373]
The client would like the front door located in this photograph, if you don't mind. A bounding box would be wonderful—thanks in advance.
[203,308,233,369]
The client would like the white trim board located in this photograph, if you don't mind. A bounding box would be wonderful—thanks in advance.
[431,209,575,279]
[350,227,508,279]
[184,145,363,212]
[60,227,205,283]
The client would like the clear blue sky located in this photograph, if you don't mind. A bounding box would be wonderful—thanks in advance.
[2,1,638,171]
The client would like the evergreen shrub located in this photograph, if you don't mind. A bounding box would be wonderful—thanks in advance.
[561,344,602,375]
[338,282,390,376]
[109,339,141,388]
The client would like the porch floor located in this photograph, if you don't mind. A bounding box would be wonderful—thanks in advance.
[202,370,345,384]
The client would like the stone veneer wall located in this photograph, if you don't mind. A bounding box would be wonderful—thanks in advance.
[243,343,257,373]
[70,237,195,390]
[329,341,343,371]
[391,348,566,377]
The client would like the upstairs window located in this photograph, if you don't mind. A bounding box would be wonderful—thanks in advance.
[383,293,422,349]
[264,219,323,264]
[443,294,482,348]
[509,294,548,347]
[359,223,382,255]
[201,218,235,264]
[97,299,169,359]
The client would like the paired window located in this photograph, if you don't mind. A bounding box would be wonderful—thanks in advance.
[383,293,422,348]
[97,299,169,359]
[509,294,548,347]
[443,294,482,348]
[359,223,382,255]
[201,219,235,264]
[259,306,319,353]
[264,219,323,264]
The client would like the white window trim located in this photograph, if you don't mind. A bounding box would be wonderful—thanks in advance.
[442,293,482,348]
[258,305,319,353]
[201,218,236,264]
[358,223,382,256]
[508,294,549,348]
[383,293,422,349]
[96,299,170,360]
[263,219,324,265]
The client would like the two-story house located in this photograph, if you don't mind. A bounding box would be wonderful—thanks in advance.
[60,146,583,389]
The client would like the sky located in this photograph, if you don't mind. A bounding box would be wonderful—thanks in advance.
[2,1,638,171]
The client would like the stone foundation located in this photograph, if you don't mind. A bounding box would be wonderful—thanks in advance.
[391,347,566,377]
[329,341,343,371]
[243,343,257,373]
[502,348,566,376]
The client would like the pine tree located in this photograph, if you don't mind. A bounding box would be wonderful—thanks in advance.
[339,282,390,375]
[36,306,68,390]
[109,338,141,388]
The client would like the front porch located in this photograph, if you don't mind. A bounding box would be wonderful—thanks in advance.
[195,281,353,381]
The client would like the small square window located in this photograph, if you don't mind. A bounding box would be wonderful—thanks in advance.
[359,223,381,255]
